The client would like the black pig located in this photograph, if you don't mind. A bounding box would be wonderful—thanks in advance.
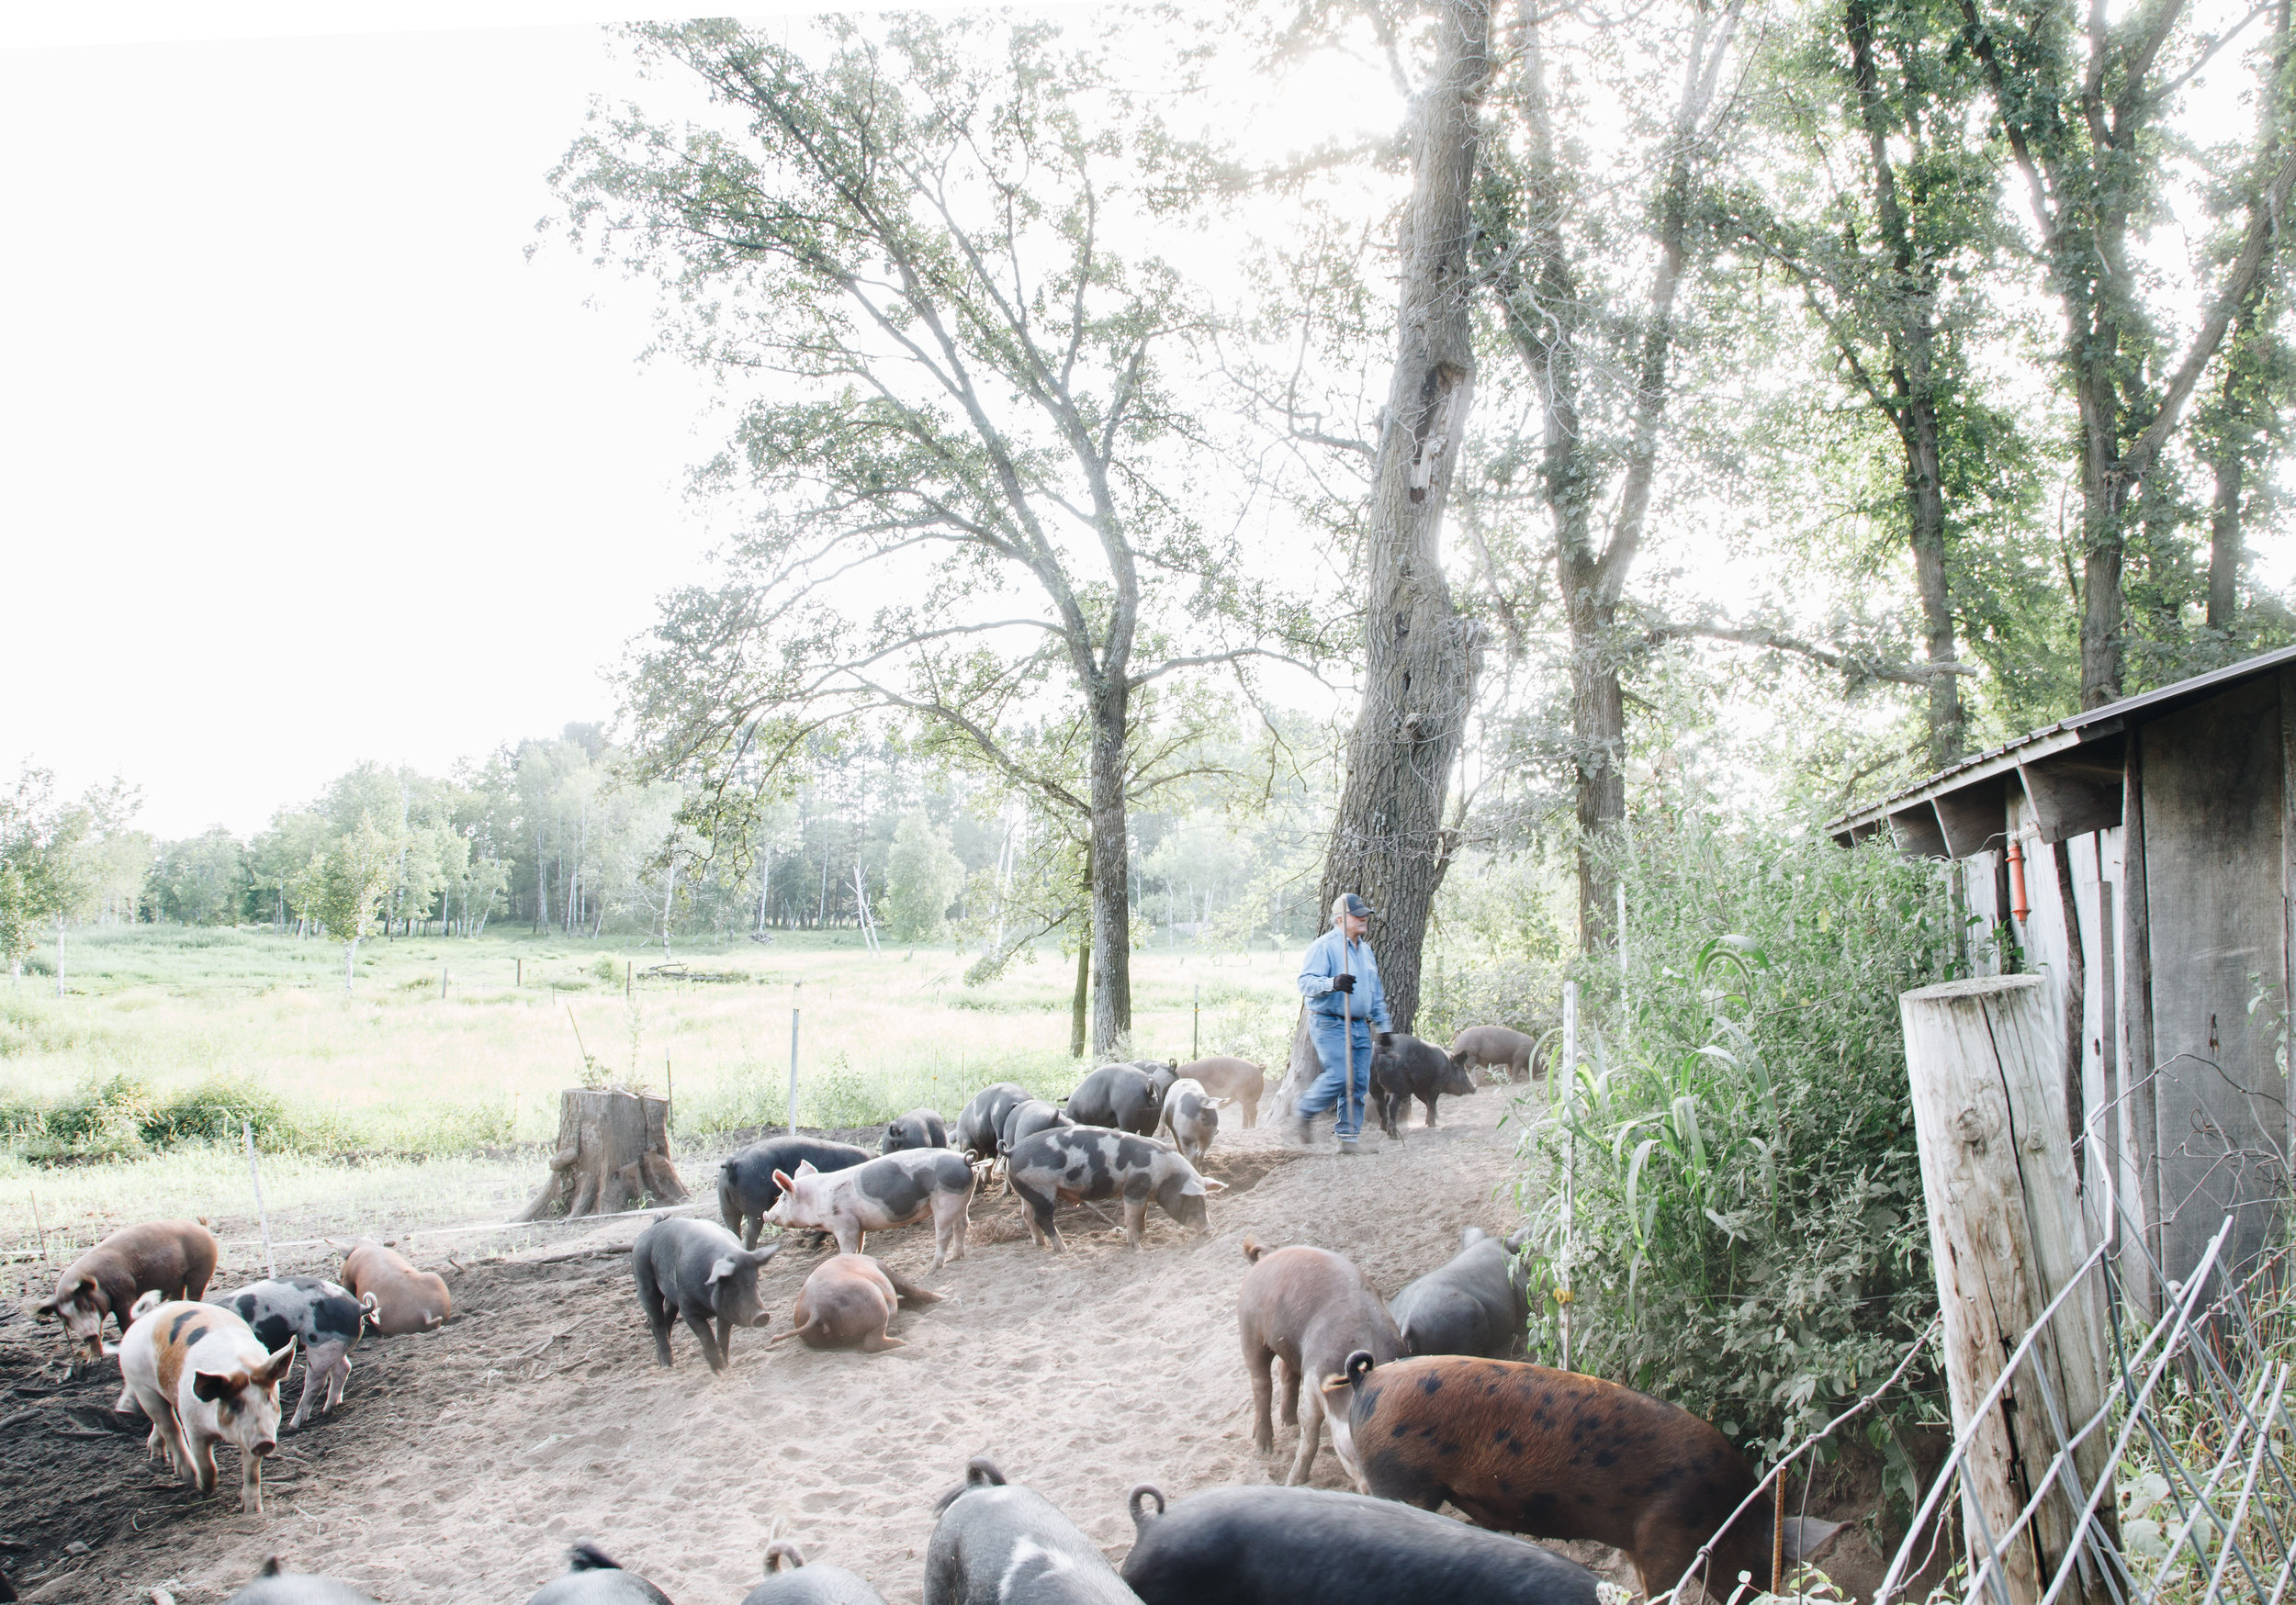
[881,1107,949,1154]
[1367,1031,1477,1137]
[631,1218,780,1373]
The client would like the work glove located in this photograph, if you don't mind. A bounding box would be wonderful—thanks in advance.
[1332,973,1356,993]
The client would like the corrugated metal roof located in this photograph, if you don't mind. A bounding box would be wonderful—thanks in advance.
[1827,642,2296,840]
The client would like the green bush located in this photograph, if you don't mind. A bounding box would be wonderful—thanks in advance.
[139,1077,296,1150]
[1516,814,1954,1464]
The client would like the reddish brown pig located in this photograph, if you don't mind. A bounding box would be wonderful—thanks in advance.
[769,1253,942,1352]
[1237,1240,1401,1486]
[1179,1056,1266,1128]
[1321,1352,1839,1600]
[340,1239,450,1335]
[36,1219,219,1361]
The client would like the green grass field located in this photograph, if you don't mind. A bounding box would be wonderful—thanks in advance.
[0,925,1301,1280]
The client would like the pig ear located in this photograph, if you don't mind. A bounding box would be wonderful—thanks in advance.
[746,1242,782,1266]
[793,1161,818,1176]
[706,1256,738,1286]
[1206,1096,1230,1108]
[192,1368,249,1404]
[254,1341,297,1386]
[33,1297,58,1319]
[771,1169,797,1193]
[1178,1176,1207,1196]
[1200,1177,1231,1192]
[129,1288,164,1321]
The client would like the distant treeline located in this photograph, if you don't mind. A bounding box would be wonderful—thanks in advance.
[77,722,1340,952]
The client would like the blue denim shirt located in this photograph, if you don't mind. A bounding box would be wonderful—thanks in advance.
[1297,927,1390,1029]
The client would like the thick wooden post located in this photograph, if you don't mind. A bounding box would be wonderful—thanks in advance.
[513,1087,689,1222]
[1900,975,2115,1605]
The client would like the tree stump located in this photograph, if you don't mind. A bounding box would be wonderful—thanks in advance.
[514,1087,690,1222]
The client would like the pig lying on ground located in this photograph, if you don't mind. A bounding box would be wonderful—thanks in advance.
[996,1097,1075,1156]
[1447,1024,1547,1083]
[1063,1063,1165,1135]
[632,1217,781,1372]
[526,1543,675,1604]
[1120,1484,1596,1605]
[955,1082,1032,1163]
[881,1107,949,1154]
[1156,1077,1224,1164]
[114,1290,295,1514]
[924,1458,1141,1605]
[1005,1128,1220,1251]
[767,1149,974,1267]
[740,1542,888,1605]
[770,1253,940,1352]
[1177,1057,1265,1127]
[1367,1031,1477,1137]
[37,1218,219,1362]
[228,1557,381,1604]
[339,1239,450,1335]
[212,1275,377,1428]
[1236,1240,1401,1486]
[720,1138,874,1249]
[1388,1226,1529,1359]
[1322,1352,1841,1600]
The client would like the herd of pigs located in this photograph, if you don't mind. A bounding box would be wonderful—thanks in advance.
[17,1025,1844,1605]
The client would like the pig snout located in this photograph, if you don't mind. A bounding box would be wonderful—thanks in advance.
[252,1436,278,1457]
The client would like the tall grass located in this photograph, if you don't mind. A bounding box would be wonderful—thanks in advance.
[0,926,1298,1253]
[1517,814,1958,1469]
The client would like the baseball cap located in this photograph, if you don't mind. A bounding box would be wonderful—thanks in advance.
[1340,893,1375,918]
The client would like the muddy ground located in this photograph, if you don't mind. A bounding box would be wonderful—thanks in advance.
[1,1089,1892,1604]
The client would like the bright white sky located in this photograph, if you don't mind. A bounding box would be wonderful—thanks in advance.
[0,0,1382,841]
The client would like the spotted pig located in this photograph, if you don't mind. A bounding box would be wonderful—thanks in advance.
[955,1082,1032,1163]
[923,1458,1139,1605]
[1155,1077,1224,1164]
[766,1149,974,1268]
[211,1275,377,1428]
[36,1218,219,1362]
[114,1291,296,1514]
[1003,1127,1221,1251]
[881,1107,950,1154]
[1322,1352,1840,1599]
[739,1541,889,1605]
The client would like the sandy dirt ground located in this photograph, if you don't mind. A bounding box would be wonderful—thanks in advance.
[6,1083,1579,1604]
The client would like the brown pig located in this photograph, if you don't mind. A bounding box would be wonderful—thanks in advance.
[340,1239,450,1334]
[769,1253,942,1352]
[1236,1239,1401,1486]
[1320,1352,1840,1601]
[36,1218,219,1361]
[1446,1025,1547,1083]
[1178,1056,1266,1128]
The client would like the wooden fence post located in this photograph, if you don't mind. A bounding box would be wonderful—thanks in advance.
[1901,974,2115,1605]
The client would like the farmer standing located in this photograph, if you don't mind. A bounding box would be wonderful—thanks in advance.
[1293,892,1389,1154]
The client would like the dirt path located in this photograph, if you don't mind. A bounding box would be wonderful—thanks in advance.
[6,1087,1543,1604]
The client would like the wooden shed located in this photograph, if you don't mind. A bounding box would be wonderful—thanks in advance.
[1829,646,2295,1308]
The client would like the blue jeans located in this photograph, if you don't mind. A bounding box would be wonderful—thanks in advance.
[1298,1014,1374,1138]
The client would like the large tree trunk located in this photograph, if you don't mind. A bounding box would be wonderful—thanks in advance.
[515,1088,690,1222]
[1087,681,1132,1056]
[1317,0,1491,1037]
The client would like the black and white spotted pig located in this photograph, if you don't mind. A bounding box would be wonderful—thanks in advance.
[525,1543,674,1604]
[881,1107,950,1154]
[955,1082,1032,1163]
[227,1556,382,1604]
[1004,1128,1222,1251]
[720,1137,874,1249]
[1155,1078,1225,1164]
[740,1541,889,1605]
[211,1275,377,1428]
[766,1149,976,1267]
[924,1459,1141,1605]
[997,1098,1075,1156]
